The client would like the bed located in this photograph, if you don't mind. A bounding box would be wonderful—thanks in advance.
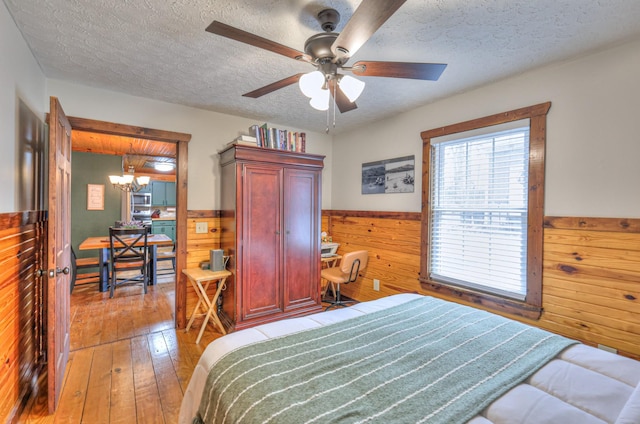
[180,294,640,424]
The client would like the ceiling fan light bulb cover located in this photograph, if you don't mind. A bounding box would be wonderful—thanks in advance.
[136,176,150,186]
[309,89,330,111]
[109,175,121,184]
[339,75,365,102]
[299,70,325,98]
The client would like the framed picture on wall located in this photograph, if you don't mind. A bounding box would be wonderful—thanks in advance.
[87,184,104,210]
[362,155,415,194]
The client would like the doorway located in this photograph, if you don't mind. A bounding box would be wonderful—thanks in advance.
[68,116,191,329]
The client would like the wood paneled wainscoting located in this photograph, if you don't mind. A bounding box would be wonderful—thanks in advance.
[323,211,640,359]
[0,212,46,423]
[542,217,640,359]
[322,210,422,303]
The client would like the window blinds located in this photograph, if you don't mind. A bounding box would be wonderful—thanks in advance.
[430,127,530,299]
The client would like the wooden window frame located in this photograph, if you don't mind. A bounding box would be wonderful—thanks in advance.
[419,102,551,320]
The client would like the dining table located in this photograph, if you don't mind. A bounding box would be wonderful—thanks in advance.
[78,233,174,292]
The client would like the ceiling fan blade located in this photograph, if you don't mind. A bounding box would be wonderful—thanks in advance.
[351,61,447,80]
[331,0,407,63]
[329,80,358,113]
[206,21,310,61]
[242,74,304,98]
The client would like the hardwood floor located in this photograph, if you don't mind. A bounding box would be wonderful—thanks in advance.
[18,269,223,423]
[19,260,346,423]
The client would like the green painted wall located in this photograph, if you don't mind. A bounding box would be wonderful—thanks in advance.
[71,152,123,259]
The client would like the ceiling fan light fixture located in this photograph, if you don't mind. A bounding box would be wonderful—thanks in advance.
[339,75,365,102]
[299,70,325,98]
[309,88,330,111]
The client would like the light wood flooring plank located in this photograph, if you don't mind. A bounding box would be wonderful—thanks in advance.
[109,339,136,424]
[131,335,165,424]
[161,330,196,393]
[100,293,120,346]
[82,343,113,424]
[83,299,108,349]
[147,332,184,423]
[116,294,137,341]
[51,347,94,423]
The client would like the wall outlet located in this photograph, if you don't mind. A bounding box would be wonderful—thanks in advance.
[195,222,208,234]
[373,279,380,291]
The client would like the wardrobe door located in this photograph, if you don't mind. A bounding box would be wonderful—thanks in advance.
[283,167,321,311]
[240,164,283,321]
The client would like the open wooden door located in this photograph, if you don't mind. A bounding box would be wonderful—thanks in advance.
[47,97,72,413]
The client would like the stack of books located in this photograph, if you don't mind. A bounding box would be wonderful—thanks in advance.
[231,134,258,145]
[228,125,307,153]
[251,124,306,152]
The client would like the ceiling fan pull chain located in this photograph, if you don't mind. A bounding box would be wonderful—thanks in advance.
[325,101,330,134]
[333,80,337,129]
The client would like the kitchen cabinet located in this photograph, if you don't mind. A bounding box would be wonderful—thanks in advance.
[219,145,324,331]
[137,183,152,194]
[151,181,176,206]
[151,219,175,242]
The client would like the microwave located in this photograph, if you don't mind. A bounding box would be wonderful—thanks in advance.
[132,192,151,206]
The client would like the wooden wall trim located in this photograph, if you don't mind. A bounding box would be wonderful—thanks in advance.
[323,210,422,220]
[420,102,551,140]
[67,116,191,143]
[175,140,188,329]
[545,216,640,233]
[188,210,221,218]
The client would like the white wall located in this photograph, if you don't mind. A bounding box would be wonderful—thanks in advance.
[5,0,639,218]
[332,37,640,218]
[0,0,333,215]
[0,2,46,213]
[47,80,333,210]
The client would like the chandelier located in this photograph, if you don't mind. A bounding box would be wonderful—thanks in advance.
[108,166,150,192]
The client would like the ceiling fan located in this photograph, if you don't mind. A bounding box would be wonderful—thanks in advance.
[206,0,447,114]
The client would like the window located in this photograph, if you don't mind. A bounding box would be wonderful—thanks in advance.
[420,103,550,319]
[431,126,529,299]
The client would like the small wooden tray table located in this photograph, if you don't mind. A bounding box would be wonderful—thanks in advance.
[183,268,231,344]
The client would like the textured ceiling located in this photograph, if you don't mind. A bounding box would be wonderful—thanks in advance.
[5,0,640,134]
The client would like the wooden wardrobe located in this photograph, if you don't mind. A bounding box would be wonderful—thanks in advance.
[219,144,324,331]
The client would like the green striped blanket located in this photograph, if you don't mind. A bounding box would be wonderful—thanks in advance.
[195,296,576,424]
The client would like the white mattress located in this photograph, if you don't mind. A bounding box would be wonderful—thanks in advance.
[179,294,640,424]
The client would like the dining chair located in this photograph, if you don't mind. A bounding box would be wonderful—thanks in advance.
[156,243,176,275]
[70,246,100,293]
[108,227,149,298]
